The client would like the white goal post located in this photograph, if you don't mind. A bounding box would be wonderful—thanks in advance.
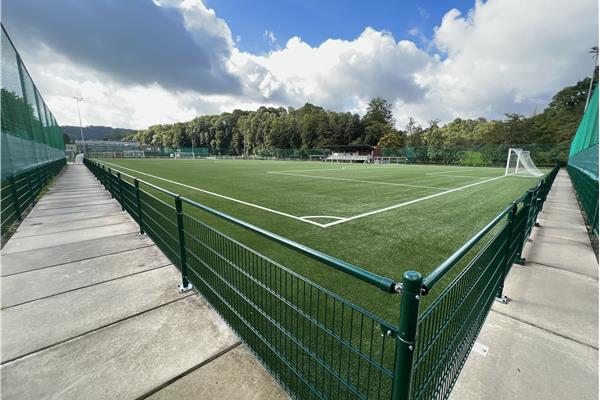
[175,151,195,159]
[374,156,407,164]
[504,148,544,177]
[123,150,145,158]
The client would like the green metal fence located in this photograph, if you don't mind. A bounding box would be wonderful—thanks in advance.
[568,86,598,236]
[1,24,65,179]
[568,165,598,235]
[1,158,66,234]
[84,158,558,400]
[382,144,568,167]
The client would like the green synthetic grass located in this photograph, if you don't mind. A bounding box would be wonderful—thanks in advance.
[96,158,544,323]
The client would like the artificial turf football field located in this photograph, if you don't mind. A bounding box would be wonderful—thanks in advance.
[95,158,545,322]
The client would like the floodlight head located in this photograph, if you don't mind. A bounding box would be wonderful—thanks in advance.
[73,96,83,102]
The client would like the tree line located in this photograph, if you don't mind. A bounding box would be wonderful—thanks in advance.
[130,73,596,162]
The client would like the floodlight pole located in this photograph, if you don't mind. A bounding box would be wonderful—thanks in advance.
[584,47,598,111]
[73,97,85,154]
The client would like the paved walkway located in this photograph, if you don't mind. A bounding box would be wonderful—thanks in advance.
[451,169,599,400]
[0,164,287,400]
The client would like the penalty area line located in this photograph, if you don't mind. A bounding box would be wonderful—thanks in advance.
[96,160,327,228]
[322,174,508,228]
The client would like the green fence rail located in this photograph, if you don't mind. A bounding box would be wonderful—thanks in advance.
[1,158,66,234]
[84,158,558,400]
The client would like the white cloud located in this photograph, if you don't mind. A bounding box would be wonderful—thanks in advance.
[9,0,597,129]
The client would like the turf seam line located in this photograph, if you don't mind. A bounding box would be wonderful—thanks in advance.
[1,263,173,310]
[0,293,198,366]
[1,242,156,277]
[134,341,243,400]
[491,309,599,350]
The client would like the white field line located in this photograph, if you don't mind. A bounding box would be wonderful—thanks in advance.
[426,169,475,175]
[426,174,489,179]
[299,215,345,222]
[98,160,328,228]
[321,175,508,228]
[267,171,453,191]
[274,167,352,173]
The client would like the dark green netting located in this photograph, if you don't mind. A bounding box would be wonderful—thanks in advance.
[568,85,598,235]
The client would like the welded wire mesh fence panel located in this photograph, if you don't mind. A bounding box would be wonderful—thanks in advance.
[181,210,395,400]
[412,223,510,400]
[139,190,180,267]
[1,25,65,179]
[1,158,65,234]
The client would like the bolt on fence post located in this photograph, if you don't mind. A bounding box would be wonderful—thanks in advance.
[116,172,124,211]
[496,203,517,304]
[391,271,423,400]
[175,195,192,292]
[134,179,144,235]
[9,175,22,221]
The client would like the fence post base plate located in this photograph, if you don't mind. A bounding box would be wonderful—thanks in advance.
[178,283,193,292]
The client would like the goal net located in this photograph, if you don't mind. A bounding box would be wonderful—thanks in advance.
[505,148,544,177]
[175,151,195,159]
[124,150,145,158]
[374,156,407,164]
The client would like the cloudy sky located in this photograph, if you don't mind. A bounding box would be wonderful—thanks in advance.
[3,0,598,129]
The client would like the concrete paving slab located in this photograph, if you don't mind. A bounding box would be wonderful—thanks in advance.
[1,232,153,275]
[1,245,171,308]
[37,193,110,204]
[1,266,186,363]
[32,199,115,211]
[0,296,240,400]
[26,202,117,218]
[496,262,598,348]
[148,345,289,400]
[1,221,139,254]
[450,311,598,400]
[20,208,123,225]
[524,232,598,278]
[12,213,132,238]
[534,217,591,245]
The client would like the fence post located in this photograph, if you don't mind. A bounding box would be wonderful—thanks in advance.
[134,179,144,235]
[116,172,124,211]
[175,195,192,292]
[108,168,114,198]
[514,191,533,266]
[10,175,22,221]
[391,271,422,400]
[496,203,517,303]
